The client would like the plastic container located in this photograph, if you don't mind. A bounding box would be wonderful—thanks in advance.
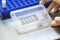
[0,0,52,19]
[10,5,52,34]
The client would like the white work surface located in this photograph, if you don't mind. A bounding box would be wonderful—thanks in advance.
[0,19,60,40]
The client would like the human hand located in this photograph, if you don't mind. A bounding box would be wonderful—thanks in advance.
[51,17,60,28]
[40,0,60,13]
[40,0,50,5]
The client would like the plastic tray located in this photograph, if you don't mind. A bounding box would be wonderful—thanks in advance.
[0,0,52,19]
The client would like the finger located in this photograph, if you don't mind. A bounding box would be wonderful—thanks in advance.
[40,0,50,5]
[40,1,46,5]
[42,0,50,2]
[51,20,58,27]
[51,20,60,27]
[54,5,60,13]
[47,2,56,13]
[40,0,43,4]
[53,0,60,5]
[55,17,60,23]
[46,0,50,2]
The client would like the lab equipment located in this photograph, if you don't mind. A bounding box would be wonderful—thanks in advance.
[10,5,52,34]
[0,0,52,19]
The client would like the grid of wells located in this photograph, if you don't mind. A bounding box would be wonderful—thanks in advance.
[6,0,39,11]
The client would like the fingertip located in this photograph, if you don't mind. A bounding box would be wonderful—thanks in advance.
[54,17,60,24]
[55,17,60,21]
[51,20,58,28]
[39,1,45,5]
